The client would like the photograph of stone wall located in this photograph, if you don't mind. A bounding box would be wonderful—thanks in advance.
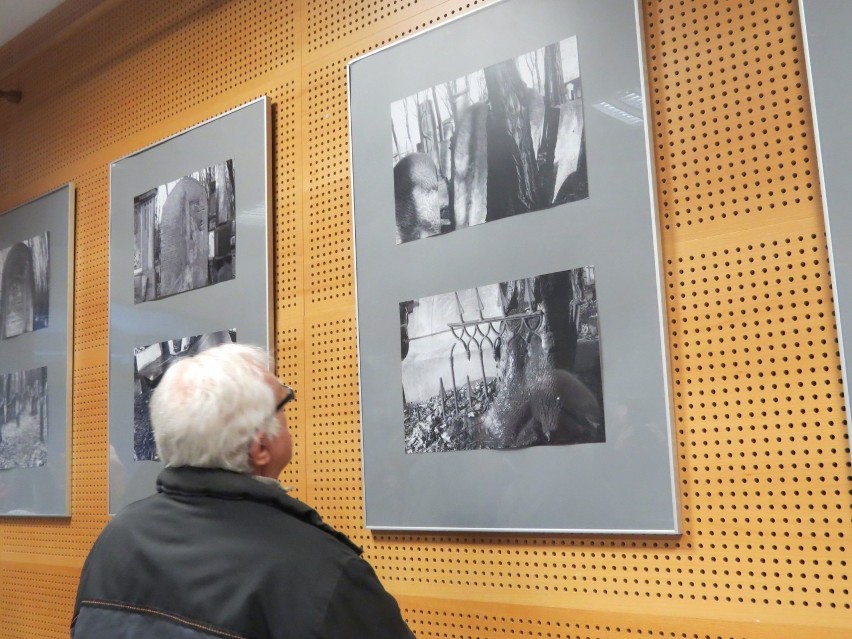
[134,160,236,303]
[0,232,49,339]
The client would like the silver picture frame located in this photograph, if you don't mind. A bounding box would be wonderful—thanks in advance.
[0,184,75,517]
[348,0,679,533]
[108,98,272,514]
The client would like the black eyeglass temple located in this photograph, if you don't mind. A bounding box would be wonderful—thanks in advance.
[275,385,295,412]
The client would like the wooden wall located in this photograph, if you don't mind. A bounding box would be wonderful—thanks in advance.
[0,0,849,636]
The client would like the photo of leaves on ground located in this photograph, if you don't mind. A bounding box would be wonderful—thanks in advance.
[0,366,47,470]
[401,267,604,454]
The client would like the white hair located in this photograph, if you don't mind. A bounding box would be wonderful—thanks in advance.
[150,343,280,473]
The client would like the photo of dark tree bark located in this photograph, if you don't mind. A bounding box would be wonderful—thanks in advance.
[0,232,49,339]
[401,266,603,453]
[134,159,236,303]
[0,366,48,470]
[391,36,587,244]
[133,328,236,461]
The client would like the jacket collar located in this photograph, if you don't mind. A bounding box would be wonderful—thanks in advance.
[156,466,363,555]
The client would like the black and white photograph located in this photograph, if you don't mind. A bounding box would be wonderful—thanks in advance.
[133,328,236,461]
[0,232,49,339]
[401,266,603,453]
[0,366,48,470]
[134,159,236,303]
[391,36,587,244]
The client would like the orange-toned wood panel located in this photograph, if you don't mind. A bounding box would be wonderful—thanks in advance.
[397,596,852,639]
[0,0,848,637]
[647,0,815,236]
[0,564,80,639]
[305,311,364,541]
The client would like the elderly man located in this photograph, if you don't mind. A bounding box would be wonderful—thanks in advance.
[72,344,414,638]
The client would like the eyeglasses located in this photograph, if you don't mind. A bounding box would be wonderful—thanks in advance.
[275,383,295,413]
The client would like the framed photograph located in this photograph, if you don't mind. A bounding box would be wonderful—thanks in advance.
[109,98,271,513]
[133,328,236,461]
[0,184,74,516]
[349,0,679,533]
[800,0,852,460]
[402,267,604,454]
[391,34,588,244]
[134,160,236,303]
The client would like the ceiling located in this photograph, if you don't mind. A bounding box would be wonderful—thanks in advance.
[0,0,65,49]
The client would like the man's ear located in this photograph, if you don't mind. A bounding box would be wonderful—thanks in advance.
[249,436,272,472]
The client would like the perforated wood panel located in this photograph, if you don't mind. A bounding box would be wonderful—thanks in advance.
[0,0,849,637]
[1,565,79,639]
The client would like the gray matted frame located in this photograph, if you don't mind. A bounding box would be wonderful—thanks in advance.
[348,0,680,533]
[108,98,272,514]
[0,184,74,517]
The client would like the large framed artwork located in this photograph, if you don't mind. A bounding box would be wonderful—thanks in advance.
[800,1,852,461]
[349,0,679,533]
[0,184,74,516]
[109,98,271,513]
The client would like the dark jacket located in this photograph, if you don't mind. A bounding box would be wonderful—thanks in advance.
[71,467,414,639]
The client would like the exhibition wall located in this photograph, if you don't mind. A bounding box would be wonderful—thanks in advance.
[0,0,848,637]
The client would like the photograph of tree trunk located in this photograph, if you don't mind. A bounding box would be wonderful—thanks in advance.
[0,366,48,470]
[401,266,603,453]
[0,232,49,339]
[391,36,586,244]
[133,328,236,461]
[133,159,236,303]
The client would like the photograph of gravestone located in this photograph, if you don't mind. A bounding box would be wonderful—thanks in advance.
[133,328,236,460]
[0,232,49,339]
[134,159,236,303]
[401,266,604,453]
[0,366,48,470]
[390,36,587,244]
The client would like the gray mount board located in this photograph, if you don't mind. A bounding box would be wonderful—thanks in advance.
[0,185,74,516]
[109,98,271,514]
[349,0,679,533]
[800,0,852,461]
